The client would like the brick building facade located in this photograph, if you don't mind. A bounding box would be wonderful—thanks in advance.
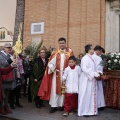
[23,0,105,56]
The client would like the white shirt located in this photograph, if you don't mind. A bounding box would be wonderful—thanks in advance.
[63,65,81,93]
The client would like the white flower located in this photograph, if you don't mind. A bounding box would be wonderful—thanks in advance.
[114,59,117,62]
[108,60,111,63]
[108,68,111,70]
[118,53,120,55]
[116,55,119,58]
[111,54,114,57]
[111,53,116,54]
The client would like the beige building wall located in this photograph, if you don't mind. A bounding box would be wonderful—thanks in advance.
[24,0,105,56]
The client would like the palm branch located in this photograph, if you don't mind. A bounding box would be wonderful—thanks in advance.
[33,40,43,60]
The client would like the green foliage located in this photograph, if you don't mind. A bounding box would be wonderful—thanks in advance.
[33,40,43,60]
[30,63,41,102]
[75,58,80,65]
[24,44,32,56]
[30,76,41,102]
[100,53,120,70]
[107,53,120,70]
[24,40,43,59]
[100,54,111,69]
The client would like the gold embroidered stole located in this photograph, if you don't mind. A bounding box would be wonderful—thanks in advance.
[55,48,73,94]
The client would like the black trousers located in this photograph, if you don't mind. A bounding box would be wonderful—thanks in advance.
[9,86,22,106]
[15,86,22,104]
[28,78,32,102]
[9,89,15,107]
[35,96,43,106]
[23,75,27,95]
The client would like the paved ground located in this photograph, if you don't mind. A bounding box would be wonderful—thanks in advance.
[0,96,120,120]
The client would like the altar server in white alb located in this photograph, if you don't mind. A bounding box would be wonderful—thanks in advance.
[62,56,81,116]
[78,44,100,116]
[92,45,106,109]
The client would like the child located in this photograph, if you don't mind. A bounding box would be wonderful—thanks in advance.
[62,56,81,116]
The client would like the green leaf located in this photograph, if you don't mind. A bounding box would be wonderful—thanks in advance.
[30,76,41,102]
[33,40,43,60]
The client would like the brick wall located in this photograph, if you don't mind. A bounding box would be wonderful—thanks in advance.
[23,0,105,56]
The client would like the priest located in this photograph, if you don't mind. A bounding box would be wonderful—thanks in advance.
[38,37,73,113]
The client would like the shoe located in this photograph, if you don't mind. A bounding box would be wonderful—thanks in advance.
[49,107,57,113]
[58,107,64,111]
[98,107,105,111]
[69,111,73,115]
[41,103,46,107]
[83,115,90,117]
[16,103,23,108]
[4,106,13,114]
[63,112,69,116]
[36,104,42,108]
[0,108,7,115]
[10,105,15,109]
[10,106,15,109]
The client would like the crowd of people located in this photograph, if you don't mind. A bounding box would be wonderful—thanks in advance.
[0,37,106,117]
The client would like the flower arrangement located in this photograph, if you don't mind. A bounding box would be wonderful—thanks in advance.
[107,53,120,70]
[101,53,120,70]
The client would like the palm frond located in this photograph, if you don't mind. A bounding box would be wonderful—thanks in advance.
[33,40,43,60]
[30,76,41,102]
[24,40,43,59]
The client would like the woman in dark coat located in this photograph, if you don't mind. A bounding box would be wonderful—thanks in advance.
[32,48,48,108]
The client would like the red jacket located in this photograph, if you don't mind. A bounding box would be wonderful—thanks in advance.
[0,66,13,101]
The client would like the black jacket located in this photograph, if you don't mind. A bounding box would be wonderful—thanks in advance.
[32,57,48,81]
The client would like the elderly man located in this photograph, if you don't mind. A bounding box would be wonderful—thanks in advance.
[0,43,15,115]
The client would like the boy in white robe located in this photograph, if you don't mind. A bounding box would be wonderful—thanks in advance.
[62,56,81,116]
[78,44,100,116]
[92,45,106,109]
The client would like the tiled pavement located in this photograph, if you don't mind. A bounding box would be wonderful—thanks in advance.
[0,97,120,120]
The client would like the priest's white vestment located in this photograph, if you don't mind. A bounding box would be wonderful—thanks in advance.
[48,53,65,107]
[78,54,99,116]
